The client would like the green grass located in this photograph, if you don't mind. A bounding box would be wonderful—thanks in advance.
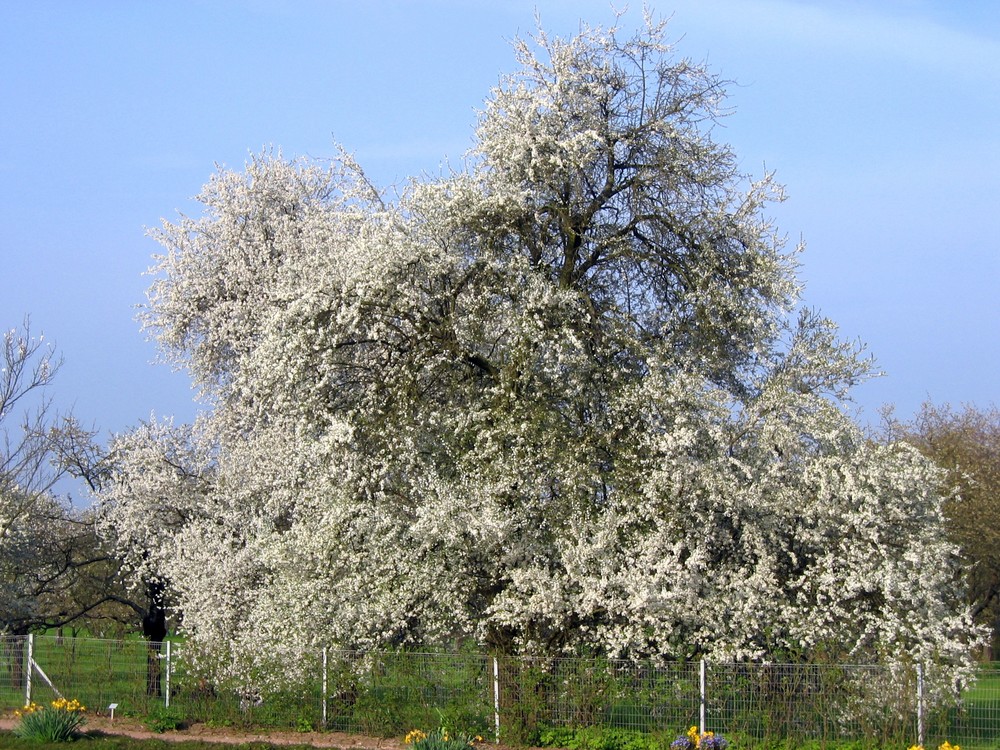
[925,676,1000,750]
[965,670,1000,703]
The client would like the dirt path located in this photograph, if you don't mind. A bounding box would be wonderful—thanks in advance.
[0,714,409,748]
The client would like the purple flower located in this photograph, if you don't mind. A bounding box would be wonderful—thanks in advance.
[700,735,728,750]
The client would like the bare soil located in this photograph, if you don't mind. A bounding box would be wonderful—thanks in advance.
[0,713,409,748]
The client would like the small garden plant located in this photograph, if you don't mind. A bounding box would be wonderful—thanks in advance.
[143,704,186,733]
[909,742,961,750]
[672,726,729,750]
[405,712,484,750]
[12,697,88,742]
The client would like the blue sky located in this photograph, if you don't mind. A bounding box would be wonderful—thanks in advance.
[2,1,997,486]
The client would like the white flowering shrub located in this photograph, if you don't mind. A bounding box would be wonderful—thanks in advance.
[97,16,982,694]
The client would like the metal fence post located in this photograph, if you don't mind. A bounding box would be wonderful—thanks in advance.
[165,641,171,709]
[917,663,925,748]
[493,656,501,744]
[25,634,33,706]
[322,647,328,729]
[699,659,706,735]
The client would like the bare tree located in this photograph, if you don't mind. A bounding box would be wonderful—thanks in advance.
[0,321,117,635]
[1,319,63,536]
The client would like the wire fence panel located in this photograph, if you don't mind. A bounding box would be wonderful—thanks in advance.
[495,655,700,742]
[927,666,1000,749]
[158,648,495,735]
[284,650,496,737]
[4,634,1000,747]
[340,651,494,737]
[706,662,916,746]
[0,636,27,708]
[1,635,169,716]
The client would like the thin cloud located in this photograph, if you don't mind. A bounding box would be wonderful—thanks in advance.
[679,0,1000,82]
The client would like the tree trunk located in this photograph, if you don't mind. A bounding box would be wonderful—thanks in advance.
[142,580,168,698]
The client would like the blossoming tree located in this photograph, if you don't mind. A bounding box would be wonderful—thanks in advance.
[98,18,980,687]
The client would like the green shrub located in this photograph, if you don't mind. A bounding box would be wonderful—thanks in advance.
[537,725,670,750]
[742,740,878,750]
[295,716,315,733]
[539,726,579,748]
[12,698,88,742]
[143,704,186,733]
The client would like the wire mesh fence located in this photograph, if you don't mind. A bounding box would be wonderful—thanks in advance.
[926,665,1000,750]
[0,635,169,716]
[495,655,701,739]
[705,662,916,746]
[3,634,1000,747]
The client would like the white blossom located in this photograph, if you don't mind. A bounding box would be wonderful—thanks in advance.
[98,17,982,694]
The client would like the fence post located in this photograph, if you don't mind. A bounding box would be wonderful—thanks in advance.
[25,634,33,706]
[165,641,171,709]
[493,656,501,744]
[917,663,924,748]
[322,647,328,729]
[699,659,706,735]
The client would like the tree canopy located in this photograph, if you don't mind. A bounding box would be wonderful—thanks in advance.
[889,402,1000,655]
[97,18,980,690]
